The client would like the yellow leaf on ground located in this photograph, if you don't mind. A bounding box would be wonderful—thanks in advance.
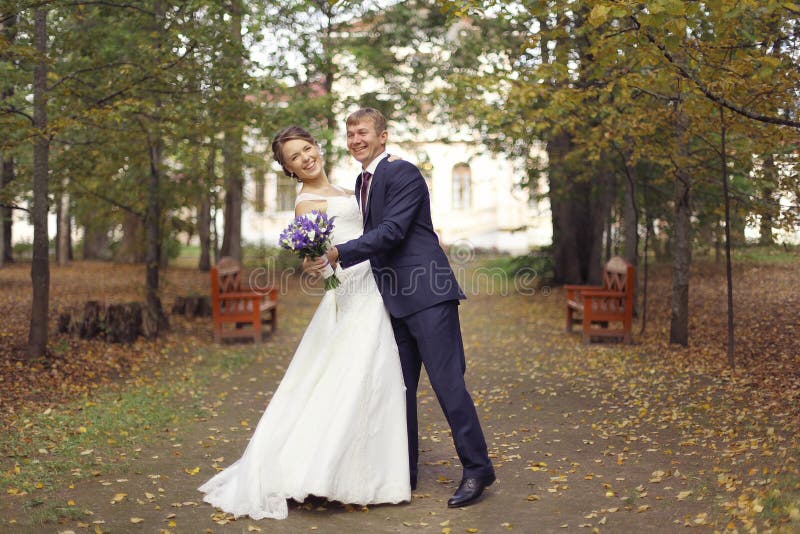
[130,517,144,524]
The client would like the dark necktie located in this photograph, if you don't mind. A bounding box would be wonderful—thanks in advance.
[360,171,372,219]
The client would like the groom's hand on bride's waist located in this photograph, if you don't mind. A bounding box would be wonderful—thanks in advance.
[326,247,339,267]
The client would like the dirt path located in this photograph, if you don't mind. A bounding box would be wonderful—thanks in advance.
[6,283,719,533]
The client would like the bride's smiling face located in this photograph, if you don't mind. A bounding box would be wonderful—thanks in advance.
[281,139,325,182]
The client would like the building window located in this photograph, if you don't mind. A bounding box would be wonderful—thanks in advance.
[276,174,297,212]
[452,163,472,209]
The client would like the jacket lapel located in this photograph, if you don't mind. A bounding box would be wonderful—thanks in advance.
[354,172,363,212]
[364,158,388,224]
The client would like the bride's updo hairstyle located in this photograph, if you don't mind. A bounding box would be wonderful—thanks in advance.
[271,125,318,176]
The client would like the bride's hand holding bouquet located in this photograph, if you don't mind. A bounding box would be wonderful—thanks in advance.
[279,210,341,290]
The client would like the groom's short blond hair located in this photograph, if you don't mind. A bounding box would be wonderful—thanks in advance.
[346,108,387,135]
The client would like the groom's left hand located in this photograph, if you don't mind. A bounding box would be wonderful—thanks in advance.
[326,247,339,266]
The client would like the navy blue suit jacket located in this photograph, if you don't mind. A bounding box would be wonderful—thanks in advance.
[337,158,465,318]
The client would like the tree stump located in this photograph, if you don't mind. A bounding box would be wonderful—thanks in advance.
[57,300,160,343]
[57,312,71,334]
[79,301,103,339]
[172,295,212,318]
[106,302,142,343]
[171,297,186,315]
[142,297,169,339]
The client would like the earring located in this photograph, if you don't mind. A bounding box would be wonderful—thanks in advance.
[291,171,301,183]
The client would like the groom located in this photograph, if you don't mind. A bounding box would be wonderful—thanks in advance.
[318,108,495,508]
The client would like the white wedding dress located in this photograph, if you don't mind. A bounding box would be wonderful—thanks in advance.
[198,191,410,520]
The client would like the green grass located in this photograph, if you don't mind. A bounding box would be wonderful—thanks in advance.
[178,244,201,258]
[0,345,259,500]
[730,244,800,264]
[755,471,800,531]
[22,500,90,526]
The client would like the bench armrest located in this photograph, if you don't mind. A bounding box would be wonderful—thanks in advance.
[563,284,602,292]
[260,286,278,301]
[218,291,263,300]
[581,289,625,298]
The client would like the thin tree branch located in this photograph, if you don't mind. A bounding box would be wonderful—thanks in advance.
[1,107,34,123]
[92,41,197,108]
[631,15,800,129]
[62,1,154,16]
[48,62,143,92]
[630,85,679,102]
[0,203,30,213]
[70,176,144,218]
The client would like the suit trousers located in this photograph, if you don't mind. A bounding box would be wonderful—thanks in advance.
[390,300,494,485]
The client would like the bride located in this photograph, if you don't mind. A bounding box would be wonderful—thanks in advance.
[198,126,410,520]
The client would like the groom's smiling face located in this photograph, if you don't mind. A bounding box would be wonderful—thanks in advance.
[346,119,388,168]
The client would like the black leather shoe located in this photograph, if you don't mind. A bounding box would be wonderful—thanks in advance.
[447,474,496,508]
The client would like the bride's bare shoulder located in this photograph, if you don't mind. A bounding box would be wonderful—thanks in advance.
[294,199,326,217]
[332,184,355,196]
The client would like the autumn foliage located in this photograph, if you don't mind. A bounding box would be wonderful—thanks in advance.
[1,254,799,530]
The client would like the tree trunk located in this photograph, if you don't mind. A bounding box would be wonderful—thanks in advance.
[622,159,639,314]
[669,99,691,347]
[198,195,212,271]
[144,143,167,340]
[622,168,638,269]
[56,178,70,265]
[1,12,17,265]
[639,173,651,335]
[220,133,243,262]
[604,205,613,262]
[321,3,337,176]
[549,132,582,284]
[82,225,111,260]
[719,106,735,369]
[212,189,220,264]
[759,154,778,246]
[198,146,215,272]
[0,154,13,266]
[143,0,169,338]
[549,155,611,285]
[219,1,244,262]
[116,210,146,263]
[589,169,614,285]
[28,9,50,359]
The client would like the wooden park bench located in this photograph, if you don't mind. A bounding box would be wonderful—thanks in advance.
[565,256,634,344]
[210,257,277,344]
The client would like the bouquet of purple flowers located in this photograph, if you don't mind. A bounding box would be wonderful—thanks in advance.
[278,210,340,290]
